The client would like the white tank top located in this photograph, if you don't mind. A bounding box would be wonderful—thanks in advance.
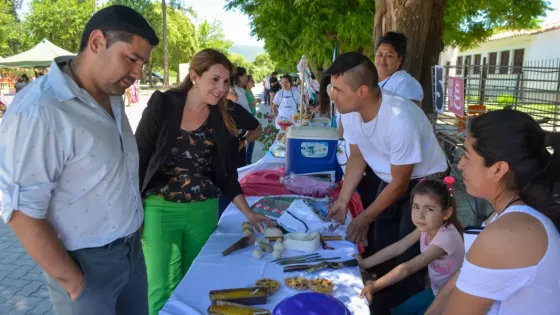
[456,205,560,315]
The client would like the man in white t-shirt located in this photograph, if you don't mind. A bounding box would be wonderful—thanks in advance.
[326,52,447,311]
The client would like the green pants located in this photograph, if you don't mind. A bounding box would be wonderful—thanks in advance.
[142,195,218,315]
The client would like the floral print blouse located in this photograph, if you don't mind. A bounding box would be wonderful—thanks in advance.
[151,118,222,203]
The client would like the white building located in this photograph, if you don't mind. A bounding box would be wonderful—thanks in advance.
[440,21,560,70]
[438,22,560,109]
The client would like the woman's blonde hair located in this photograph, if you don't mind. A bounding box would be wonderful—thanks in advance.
[168,48,237,135]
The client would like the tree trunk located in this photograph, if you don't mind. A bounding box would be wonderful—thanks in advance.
[373,0,435,80]
[148,62,154,88]
[162,0,169,89]
[419,0,447,116]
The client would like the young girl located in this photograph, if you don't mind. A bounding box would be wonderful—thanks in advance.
[356,177,465,315]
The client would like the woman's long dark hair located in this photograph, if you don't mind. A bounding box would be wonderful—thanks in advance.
[411,179,463,236]
[233,66,247,88]
[318,75,331,116]
[469,109,560,230]
[376,31,408,69]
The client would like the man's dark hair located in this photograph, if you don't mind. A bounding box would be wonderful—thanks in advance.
[79,5,159,53]
[272,71,278,76]
[325,52,378,91]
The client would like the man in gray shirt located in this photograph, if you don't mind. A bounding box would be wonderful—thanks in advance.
[0,5,158,315]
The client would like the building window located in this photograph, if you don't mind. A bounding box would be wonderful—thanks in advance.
[513,49,525,74]
[456,56,463,75]
[488,52,497,74]
[474,54,481,74]
[499,51,510,74]
[464,55,472,75]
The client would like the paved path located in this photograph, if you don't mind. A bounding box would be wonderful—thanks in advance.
[0,86,270,314]
[0,222,53,315]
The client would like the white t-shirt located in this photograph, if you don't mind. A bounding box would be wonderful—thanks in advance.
[456,205,560,315]
[264,76,271,89]
[273,88,300,127]
[379,70,423,101]
[338,71,423,175]
[234,86,250,113]
[342,89,447,183]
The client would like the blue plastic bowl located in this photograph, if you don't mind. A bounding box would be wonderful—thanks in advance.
[272,292,351,315]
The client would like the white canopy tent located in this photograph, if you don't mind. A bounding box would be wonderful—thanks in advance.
[0,39,74,68]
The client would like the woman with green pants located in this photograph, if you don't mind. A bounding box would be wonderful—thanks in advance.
[135,48,274,315]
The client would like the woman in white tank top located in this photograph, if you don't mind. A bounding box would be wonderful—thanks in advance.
[433,110,560,315]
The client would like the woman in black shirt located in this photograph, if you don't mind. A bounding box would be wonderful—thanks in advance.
[135,48,273,315]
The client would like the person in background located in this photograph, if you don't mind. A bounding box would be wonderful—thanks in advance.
[0,5,158,315]
[0,99,6,118]
[124,80,139,107]
[338,32,425,269]
[34,69,45,79]
[14,74,29,93]
[218,98,263,216]
[268,71,279,105]
[227,66,253,166]
[375,31,423,105]
[326,52,447,314]
[232,66,250,113]
[272,74,300,130]
[244,75,261,164]
[263,74,271,105]
[427,110,560,315]
[316,75,332,118]
[357,178,464,315]
[135,48,273,315]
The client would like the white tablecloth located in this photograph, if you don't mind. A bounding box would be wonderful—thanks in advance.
[238,140,285,179]
[0,94,14,106]
[160,196,369,315]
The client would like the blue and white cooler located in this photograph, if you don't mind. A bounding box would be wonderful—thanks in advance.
[285,126,341,182]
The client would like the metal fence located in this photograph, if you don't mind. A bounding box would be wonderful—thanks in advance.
[437,59,560,133]
[431,59,560,225]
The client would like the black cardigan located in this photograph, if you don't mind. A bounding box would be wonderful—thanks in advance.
[135,90,245,200]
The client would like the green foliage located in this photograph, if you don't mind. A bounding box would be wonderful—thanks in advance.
[0,1,26,56]
[113,2,196,75]
[255,111,278,153]
[444,0,550,48]
[227,0,549,71]
[230,53,249,69]
[24,0,95,53]
[497,94,516,104]
[248,53,275,82]
[196,20,233,54]
[156,7,197,74]
[465,94,479,103]
[105,0,161,31]
[225,0,374,73]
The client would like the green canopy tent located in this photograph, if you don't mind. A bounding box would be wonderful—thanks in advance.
[0,39,74,68]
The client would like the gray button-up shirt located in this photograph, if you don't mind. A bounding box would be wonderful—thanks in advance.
[0,56,143,251]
